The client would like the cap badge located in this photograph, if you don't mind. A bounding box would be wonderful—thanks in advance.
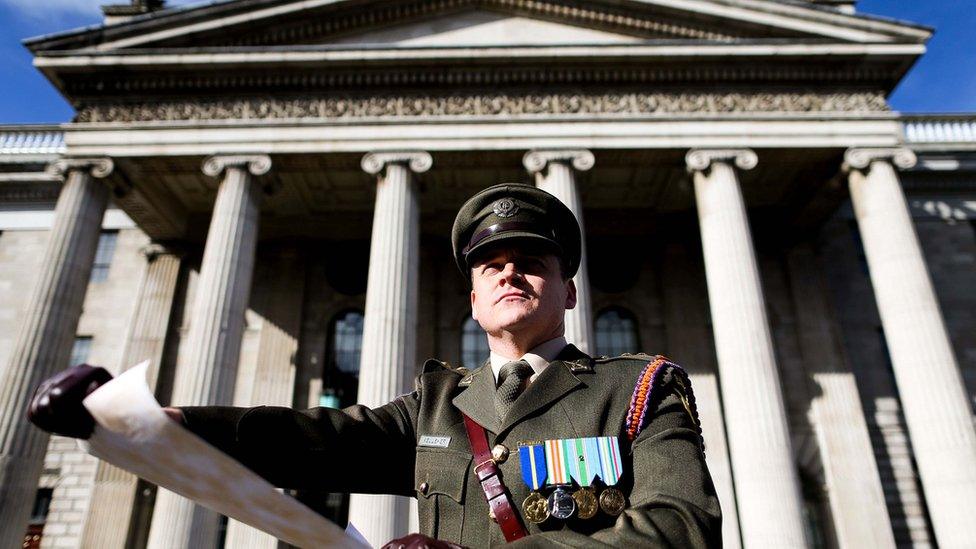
[493,198,519,218]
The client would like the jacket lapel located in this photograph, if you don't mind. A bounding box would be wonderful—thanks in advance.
[451,363,501,434]
[451,346,594,436]
[498,345,592,434]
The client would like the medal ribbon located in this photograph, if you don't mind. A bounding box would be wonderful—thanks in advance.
[519,444,547,490]
[544,439,570,485]
[542,437,620,487]
[597,436,623,485]
[565,438,600,486]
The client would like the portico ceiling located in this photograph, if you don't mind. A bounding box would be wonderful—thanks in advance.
[106,147,842,242]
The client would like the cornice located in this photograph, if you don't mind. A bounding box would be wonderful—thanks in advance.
[56,60,907,99]
[75,91,889,123]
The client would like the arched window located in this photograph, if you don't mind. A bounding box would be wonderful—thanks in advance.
[594,307,640,357]
[460,316,490,368]
[323,310,364,409]
[332,310,364,376]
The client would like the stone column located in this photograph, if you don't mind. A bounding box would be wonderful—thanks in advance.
[346,152,430,547]
[686,149,808,548]
[81,244,183,548]
[0,158,112,546]
[146,155,270,549]
[786,244,896,548]
[523,150,595,353]
[661,243,742,549]
[225,246,306,549]
[845,148,976,549]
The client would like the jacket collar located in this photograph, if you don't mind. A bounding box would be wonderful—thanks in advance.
[452,344,593,436]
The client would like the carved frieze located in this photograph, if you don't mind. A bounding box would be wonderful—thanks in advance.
[76,91,889,123]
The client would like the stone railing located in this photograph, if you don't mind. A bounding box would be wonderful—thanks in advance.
[0,126,65,156]
[902,114,976,144]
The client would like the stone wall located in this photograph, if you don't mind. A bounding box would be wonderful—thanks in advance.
[40,229,148,549]
[0,224,146,548]
[914,219,976,408]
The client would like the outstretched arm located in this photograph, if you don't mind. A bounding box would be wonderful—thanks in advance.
[178,395,420,496]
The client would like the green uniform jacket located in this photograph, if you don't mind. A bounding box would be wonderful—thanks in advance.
[180,345,721,547]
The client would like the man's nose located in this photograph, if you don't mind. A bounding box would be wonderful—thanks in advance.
[498,262,522,284]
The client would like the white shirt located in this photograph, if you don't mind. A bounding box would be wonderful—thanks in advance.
[489,336,568,385]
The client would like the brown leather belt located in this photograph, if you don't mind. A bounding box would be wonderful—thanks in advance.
[462,413,528,542]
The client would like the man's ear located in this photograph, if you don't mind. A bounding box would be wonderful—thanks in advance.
[564,279,578,310]
[470,289,478,320]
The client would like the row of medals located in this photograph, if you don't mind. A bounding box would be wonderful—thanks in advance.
[523,485,626,524]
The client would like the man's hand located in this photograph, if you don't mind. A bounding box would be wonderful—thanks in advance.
[27,364,113,439]
[381,533,466,549]
[162,407,185,424]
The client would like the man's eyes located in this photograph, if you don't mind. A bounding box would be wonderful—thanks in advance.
[480,258,546,275]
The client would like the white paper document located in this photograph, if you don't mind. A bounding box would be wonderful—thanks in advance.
[82,361,366,548]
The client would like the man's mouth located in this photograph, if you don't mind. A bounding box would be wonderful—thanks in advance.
[496,292,528,304]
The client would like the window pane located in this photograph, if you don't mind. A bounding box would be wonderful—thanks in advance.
[69,336,93,367]
[90,231,118,283]
[594,308,639,357]
[332,311,364,375]
[315,310,366,529]
[28,488,53,524]
[460,317,489,369]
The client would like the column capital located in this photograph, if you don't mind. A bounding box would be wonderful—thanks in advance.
[140,242,184,262]
[201,155,272,178]
[361,151,432,175]
[522,149,595,174]
[843,148,917,172]
[685,149,758,173]
[47,157,114,179]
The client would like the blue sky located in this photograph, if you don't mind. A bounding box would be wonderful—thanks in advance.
[0,0,973,124]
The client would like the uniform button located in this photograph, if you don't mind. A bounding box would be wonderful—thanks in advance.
[491,444,509,464]
[419,481,429,495]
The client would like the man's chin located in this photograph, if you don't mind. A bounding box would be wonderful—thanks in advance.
[488,313,535,334]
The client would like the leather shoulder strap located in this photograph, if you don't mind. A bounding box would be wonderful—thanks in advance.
[462,413,528,542]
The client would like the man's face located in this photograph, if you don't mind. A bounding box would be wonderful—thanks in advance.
[469,244,577,341]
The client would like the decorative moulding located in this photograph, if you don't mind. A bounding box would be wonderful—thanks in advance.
[76,92,889,123]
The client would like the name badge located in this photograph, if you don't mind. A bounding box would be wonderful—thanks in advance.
[419,435,451,448]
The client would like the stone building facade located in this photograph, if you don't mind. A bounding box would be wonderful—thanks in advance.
[0,0,974,548]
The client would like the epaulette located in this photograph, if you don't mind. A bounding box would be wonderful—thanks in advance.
[421,359,467,376]
[595,352,656,363]
[564,356,594,373]
[624,356,704,452]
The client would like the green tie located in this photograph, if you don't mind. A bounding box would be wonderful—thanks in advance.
[494,360,533,421]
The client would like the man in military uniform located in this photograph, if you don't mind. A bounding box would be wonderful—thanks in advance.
[30,183,721,547]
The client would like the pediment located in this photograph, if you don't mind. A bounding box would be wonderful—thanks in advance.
[324,11,644,47]
[26,0,931,54]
